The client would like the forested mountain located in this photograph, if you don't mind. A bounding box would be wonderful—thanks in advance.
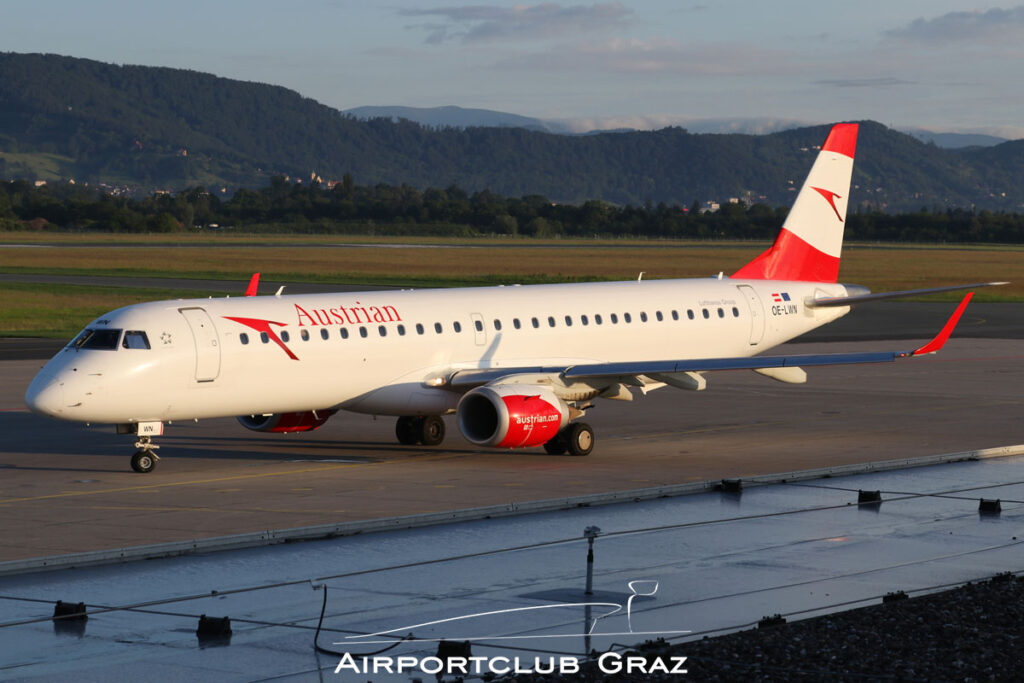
[1,52,1022,212]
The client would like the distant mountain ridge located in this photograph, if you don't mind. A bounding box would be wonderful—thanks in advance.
[345,105,1010,147]
[345,105,554,132]
[1,53,1022,211]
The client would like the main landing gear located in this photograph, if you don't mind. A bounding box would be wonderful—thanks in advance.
[395,415,446,446]
[543,422,595,456]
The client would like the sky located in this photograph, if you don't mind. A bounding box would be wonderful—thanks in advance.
[3,1,1024,137]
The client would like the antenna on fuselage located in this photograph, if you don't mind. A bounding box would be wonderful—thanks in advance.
[275,286,285,297]
[638,272,645,281]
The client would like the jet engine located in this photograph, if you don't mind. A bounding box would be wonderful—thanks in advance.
[457,385,569,448]
[237,410,336,433]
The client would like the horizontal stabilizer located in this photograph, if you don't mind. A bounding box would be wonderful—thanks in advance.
[809,282,1006,307]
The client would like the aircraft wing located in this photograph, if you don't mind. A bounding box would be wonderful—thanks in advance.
[808,281,1005,307]
[450,293,973,390]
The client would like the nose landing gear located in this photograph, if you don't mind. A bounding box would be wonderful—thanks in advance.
[130,436,160,473]
[118,422,164,473]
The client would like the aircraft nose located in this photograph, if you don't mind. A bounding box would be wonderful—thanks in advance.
[25,372,65,417]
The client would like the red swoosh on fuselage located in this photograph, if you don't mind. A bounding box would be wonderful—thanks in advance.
[223,316,299,360]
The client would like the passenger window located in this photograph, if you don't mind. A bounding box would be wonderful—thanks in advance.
[474,320,483,332]
[122,330,151,349]
[702,309,710,319]
[416,323,424,335]
[300,329,310,341]
[610,313,618,324]
[548,316,556,327]
[624,313,632,323]
[513,318,521,329]
[340,328,349,339]
[581,315,589,326]
[281,331,291,342]
[656,311,663,322]
[672,310,679,321]
[718,308,725,318]
[531,317,539,328]
[493,319,502,331]
[640,312,648,322]
[454,321,462,333]
[564,315,573,327]
[595,314,603,324]
[434,322,442,334]
[688,310,695,320]
[359,327,368,338]
[379,325,387,336]
[398,324,406,336]
[239,333,249,345]
[260,332,269,343]
[732,307,740,317]
[320,328,329,340]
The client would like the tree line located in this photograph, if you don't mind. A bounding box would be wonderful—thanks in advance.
[2,177,1024,243]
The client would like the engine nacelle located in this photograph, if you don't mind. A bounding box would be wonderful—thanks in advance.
[457,385,569,448]
[237,410,336,433]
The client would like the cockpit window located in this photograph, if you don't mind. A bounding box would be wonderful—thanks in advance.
[70,328,122,350]
[122,331,151,349]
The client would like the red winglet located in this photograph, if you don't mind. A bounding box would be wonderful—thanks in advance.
[245,272,260,297]
[912,292,973,356]
[822,122,858,159]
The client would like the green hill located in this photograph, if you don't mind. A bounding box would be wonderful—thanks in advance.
[0,52,1021,211]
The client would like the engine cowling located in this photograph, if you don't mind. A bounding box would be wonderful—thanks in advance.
[237,410,336,433]
[457,385,569,448]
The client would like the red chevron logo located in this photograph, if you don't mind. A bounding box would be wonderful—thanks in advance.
[812,187,844,222]
[223,316,299,360]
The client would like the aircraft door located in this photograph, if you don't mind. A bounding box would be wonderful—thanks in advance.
[179,307,221,382]
[736,285,765,345]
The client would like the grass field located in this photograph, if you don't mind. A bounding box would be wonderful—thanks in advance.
[0,282,224,338]
[1,232,1020,338]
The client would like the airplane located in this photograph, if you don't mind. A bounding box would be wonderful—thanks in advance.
[24,123,1005,473]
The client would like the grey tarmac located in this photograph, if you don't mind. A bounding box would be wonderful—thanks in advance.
[1,331,1021,564]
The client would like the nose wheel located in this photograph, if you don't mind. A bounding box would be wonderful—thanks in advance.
[130,435,160,473]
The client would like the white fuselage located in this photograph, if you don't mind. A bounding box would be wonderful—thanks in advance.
[26,277,850,425]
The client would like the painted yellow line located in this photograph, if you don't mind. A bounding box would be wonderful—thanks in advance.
[88,505,348,514]
[0,462,364,505]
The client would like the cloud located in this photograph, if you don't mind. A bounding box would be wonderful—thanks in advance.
[886,6,1024,43]
[400,2,632,43]
[499,38,796,76]
[815,77,913,88]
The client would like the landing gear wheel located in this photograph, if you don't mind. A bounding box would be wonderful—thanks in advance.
[395,416,419,445]
[418,415,445,446]
[565,422,594,456]
[543,434,568,455]
[130,450,157,474]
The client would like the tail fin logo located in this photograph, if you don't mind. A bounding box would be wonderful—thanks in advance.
[812,187,844,222]
[223,316,299,360]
